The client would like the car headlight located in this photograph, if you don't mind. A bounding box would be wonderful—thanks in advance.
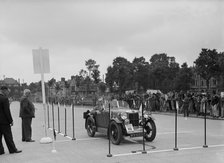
[144,114,149,118]
[120,112,128,120]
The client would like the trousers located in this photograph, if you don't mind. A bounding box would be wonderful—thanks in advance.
[21,118,32,141]
[0,124,17,153]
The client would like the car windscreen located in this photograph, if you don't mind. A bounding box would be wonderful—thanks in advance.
[105,100,129,109]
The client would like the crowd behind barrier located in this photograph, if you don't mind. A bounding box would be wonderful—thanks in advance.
[122,90,224,119]
[46,90,224,120]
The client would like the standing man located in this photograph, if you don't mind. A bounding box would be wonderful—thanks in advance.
[0,86,22,155]
[211,90,219,118]
[182,93,190,117]
[20,89,35,142]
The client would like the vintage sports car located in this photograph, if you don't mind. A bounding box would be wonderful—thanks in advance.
[83,99,156,145]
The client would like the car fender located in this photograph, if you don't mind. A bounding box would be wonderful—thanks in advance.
[146,115,155,121]
[85,114,95,129]
[83,110,90,119]
[111,117,123,124]
[107,119,123,131]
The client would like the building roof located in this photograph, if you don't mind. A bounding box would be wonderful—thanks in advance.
[0,78,19,86]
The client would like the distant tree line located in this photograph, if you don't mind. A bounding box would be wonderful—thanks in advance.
[22,48,224,97]
[105,48,224,94]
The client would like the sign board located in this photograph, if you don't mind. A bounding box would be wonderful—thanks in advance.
[32,48,50,74]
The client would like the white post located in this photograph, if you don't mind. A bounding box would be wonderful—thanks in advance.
[41,73,47,137]
[33,48,52,144]
[40,78,52,143]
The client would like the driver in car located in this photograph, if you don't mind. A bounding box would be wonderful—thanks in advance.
[93,97,105,111]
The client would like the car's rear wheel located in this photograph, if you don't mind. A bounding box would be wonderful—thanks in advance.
[109,121,122,145]
[86,116,96,137]
[144,119,156,142]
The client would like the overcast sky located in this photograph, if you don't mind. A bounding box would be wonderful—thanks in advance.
[0,0,223,84]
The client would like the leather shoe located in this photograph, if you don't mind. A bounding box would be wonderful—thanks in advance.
[10,150,22,154]
[26,140,35,142]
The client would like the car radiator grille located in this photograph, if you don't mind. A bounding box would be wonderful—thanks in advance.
[128,113,139,126]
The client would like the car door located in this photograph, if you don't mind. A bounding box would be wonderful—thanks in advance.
[95,107,110,128]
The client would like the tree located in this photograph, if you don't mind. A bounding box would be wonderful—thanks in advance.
[217,52,224,90]
[98,82,107,94]
[174,63,193,91]
[85,59,101,83]
[194,49,221,91]
[73,75,82,87]
[105,57,133,93]
[92,69,101,84]
[85,59,97,76]
[64,80,70,95]
[55,82,62,100]
[132,57,150,91]
[47,78,56,102]
[105,66,115,90]
[48,78,56,88]
[149,53,179,91]
[28,82,39,93]
[150,53,169,68]
[79,69,88,79]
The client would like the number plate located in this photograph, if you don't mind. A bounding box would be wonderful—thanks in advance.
[130,132,143,138]
[125,124,134,132]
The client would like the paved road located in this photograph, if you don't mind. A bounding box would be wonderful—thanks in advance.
[1,101,224,163]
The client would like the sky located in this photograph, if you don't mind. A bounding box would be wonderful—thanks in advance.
[0,0,223,84]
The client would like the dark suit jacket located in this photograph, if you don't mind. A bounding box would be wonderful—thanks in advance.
[0,93,13,125]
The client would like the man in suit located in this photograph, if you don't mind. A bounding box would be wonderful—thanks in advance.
[0,86,22,155]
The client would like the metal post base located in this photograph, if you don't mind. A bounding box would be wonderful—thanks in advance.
[173,148,179,151]
[107,154,112,157]
[203,145,208,148]
[142,151,147,154]
[40,137,53,144]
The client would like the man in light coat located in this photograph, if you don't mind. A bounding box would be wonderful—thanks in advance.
[20,89,35,142]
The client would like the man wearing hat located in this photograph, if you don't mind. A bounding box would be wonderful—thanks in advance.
[0,86,22,154]
[20,89,35,142]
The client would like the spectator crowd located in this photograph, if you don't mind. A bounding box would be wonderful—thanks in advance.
[122,90,224,119]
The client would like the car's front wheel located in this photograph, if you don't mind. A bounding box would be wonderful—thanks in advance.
[86,116,96,137]
[109,121,122,145]
[144,119,156,142]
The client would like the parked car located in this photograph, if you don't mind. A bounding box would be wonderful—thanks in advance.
[83,99,156,145]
